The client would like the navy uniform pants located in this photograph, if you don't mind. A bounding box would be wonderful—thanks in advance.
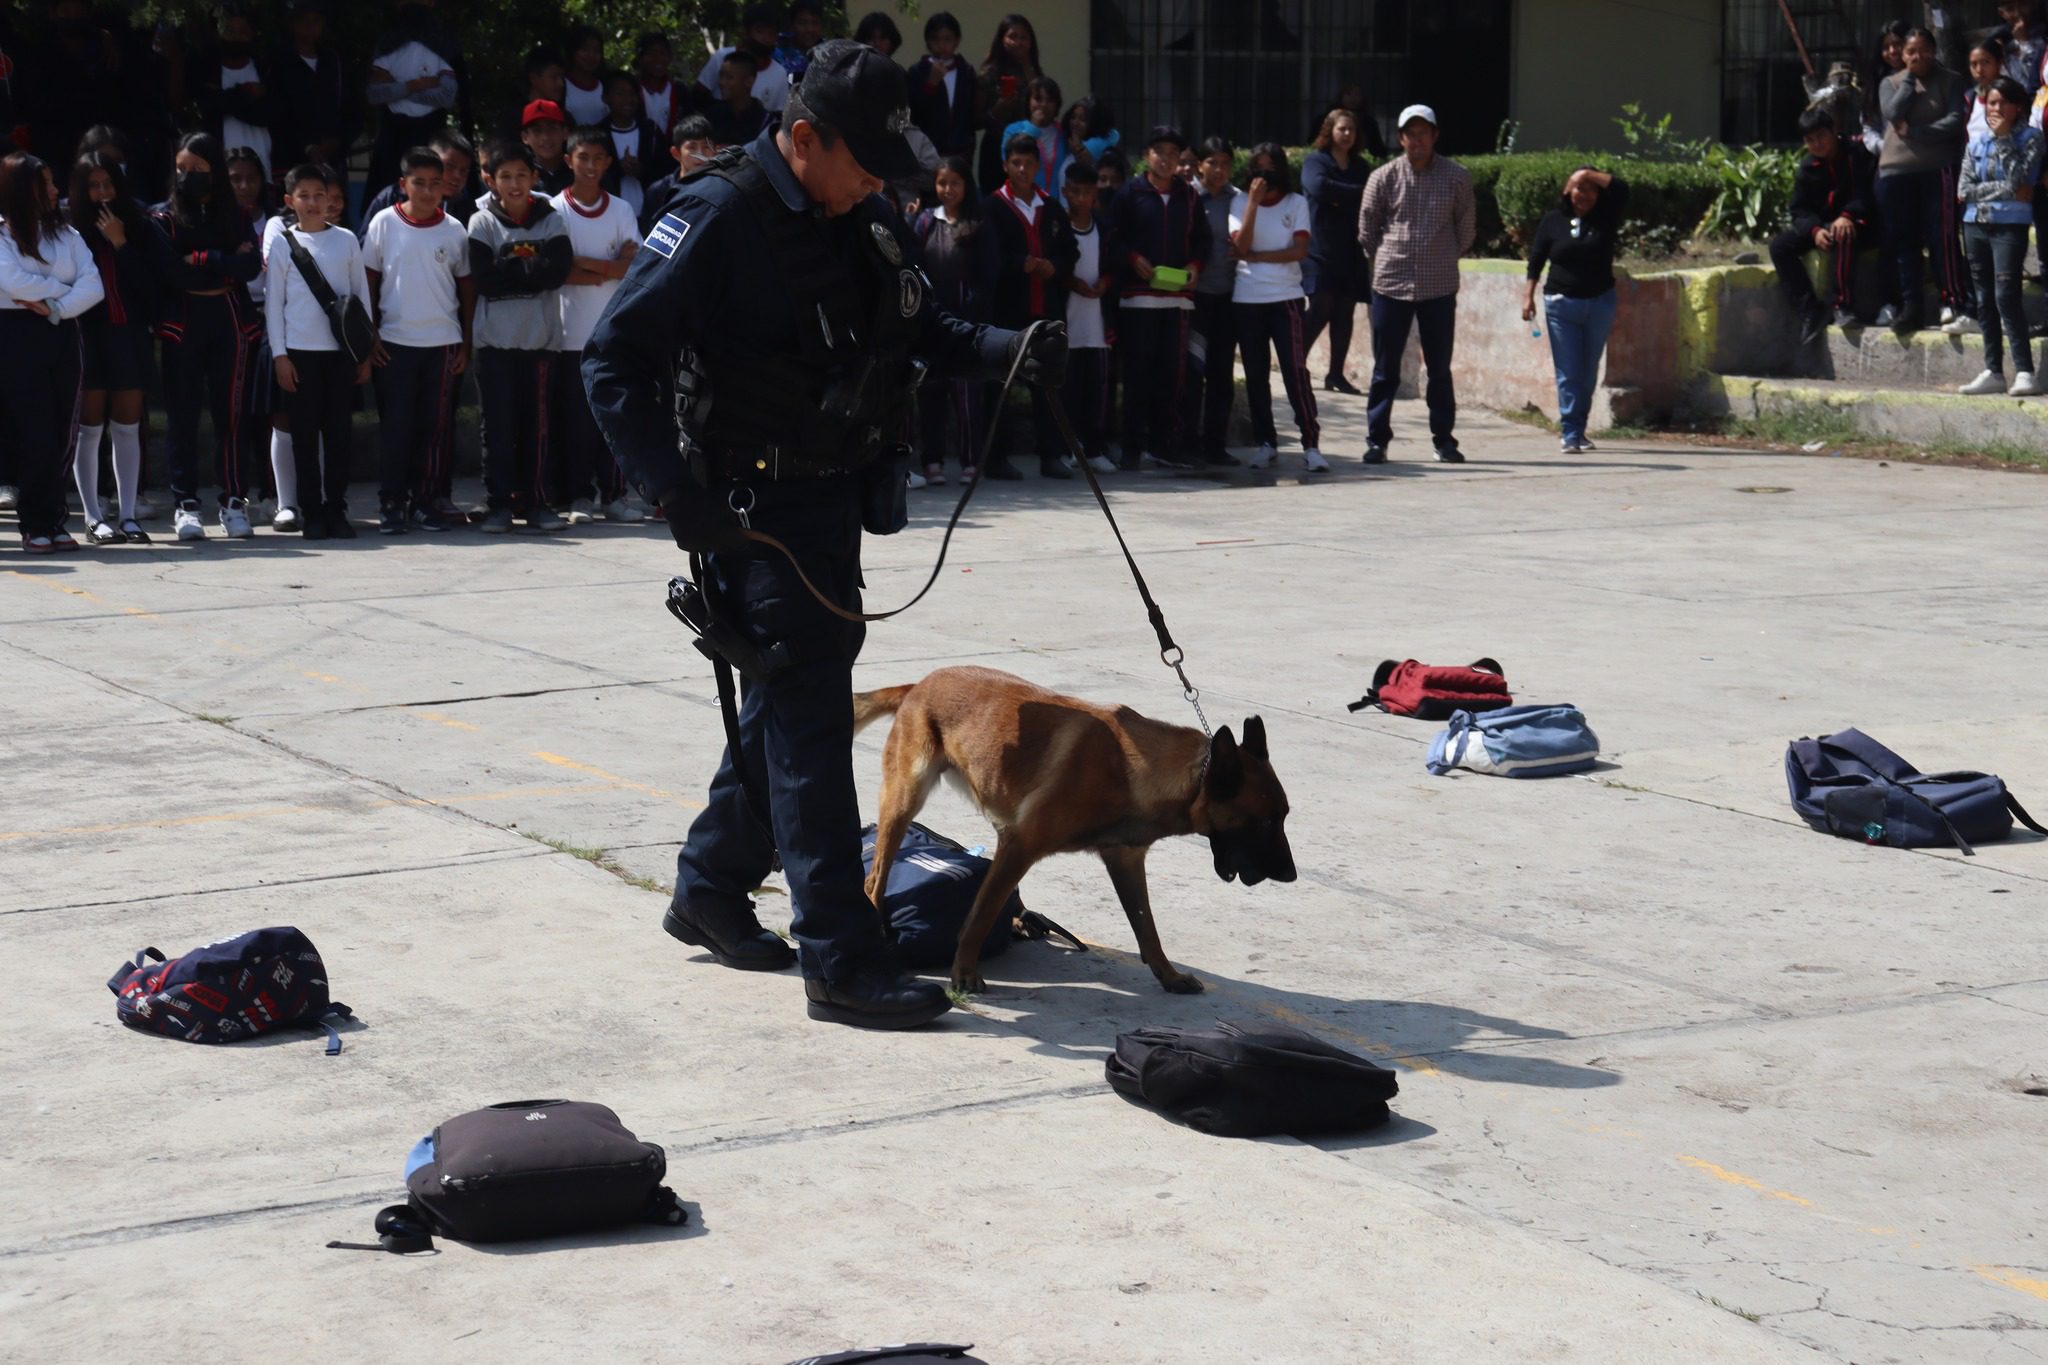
[673,476,885,983]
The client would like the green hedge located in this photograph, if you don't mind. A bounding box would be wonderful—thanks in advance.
[1217,147,1720,259]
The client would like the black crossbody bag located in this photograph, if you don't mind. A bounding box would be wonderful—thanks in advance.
[283,227,376,363]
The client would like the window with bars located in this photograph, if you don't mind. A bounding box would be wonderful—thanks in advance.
[1089,0,1514,155]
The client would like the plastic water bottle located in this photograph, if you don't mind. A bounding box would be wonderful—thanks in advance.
[1530,321,1542,339]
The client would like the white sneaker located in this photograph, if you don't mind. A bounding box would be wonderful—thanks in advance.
[1959,369,2006,395]
[2010,371,2042,396]
[1248,443,1277,470]
[906,469,928,489]
[1300,447,1330,473]
[0,485,16,510]
[219,498,253,537]
[173,500,206,541]
[565,498,596,525]
[1942,314,1980,335]
[602,495,646,523]
[272,505,302,533]
[1940,305,1958,326]
[1087,454,1117,473]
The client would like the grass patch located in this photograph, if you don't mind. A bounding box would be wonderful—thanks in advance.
[521,831,670,896]
[1925,435,2048,469]
[1496,403,1558,433]
[1591,423,1656,441]
[1601,778,1651,794]
[1697,1292,1763,1323]
[944,983,975,1006]
[192,711,235,726]
[1719,403,1860,448]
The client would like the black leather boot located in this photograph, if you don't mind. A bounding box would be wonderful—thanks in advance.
[804,964,952,1029]
[663,901,795,971]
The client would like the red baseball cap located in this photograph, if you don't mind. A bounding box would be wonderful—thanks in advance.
[521,99,569,129]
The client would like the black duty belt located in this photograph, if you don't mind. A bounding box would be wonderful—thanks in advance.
[699,438,886,483]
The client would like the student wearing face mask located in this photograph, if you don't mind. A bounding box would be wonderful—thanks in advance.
[152,132,263,542]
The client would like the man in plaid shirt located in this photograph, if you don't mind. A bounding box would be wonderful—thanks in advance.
[1357,104,1475,463]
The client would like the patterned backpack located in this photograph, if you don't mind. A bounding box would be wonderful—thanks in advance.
[107,926,352,1053]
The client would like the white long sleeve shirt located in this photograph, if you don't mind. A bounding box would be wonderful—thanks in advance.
[264,221,369,355]
[0,221,105,322]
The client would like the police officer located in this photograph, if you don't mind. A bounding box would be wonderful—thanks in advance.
[584,41,1066,1029]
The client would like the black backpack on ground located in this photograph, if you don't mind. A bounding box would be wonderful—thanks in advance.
[1106,1020,1399,1137]
[787,1348,990,1364]
[334,1099,685,1251]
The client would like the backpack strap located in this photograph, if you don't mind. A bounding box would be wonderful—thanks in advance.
[1469,657,1503,676]
[2007,790,2048,836]
[326,1202,437,1255]
[315,1003,353,1056]
[108,946,165,993]
[1346,659,1402,713]
[1816,730,1919,782]
[1016,909,1087,952]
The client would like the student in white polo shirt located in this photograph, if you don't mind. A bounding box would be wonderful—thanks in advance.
[550,128,642,524]
[362,148,474,534]
[1229,142,1325,473]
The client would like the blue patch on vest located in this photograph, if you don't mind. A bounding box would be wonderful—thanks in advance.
[646,213,691,259]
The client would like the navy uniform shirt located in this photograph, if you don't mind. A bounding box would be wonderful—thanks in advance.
[583,127,1012,506]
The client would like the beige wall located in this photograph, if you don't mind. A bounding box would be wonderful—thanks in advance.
[896,0,1093,97]
[1513,0,1722,151]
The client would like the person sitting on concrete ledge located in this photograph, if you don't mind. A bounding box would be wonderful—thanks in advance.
[1770,108,1878,347]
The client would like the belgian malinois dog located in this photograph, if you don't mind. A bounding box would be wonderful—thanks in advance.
[853,666,1296,994]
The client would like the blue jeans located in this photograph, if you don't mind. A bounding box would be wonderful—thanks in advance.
[1366,292,1458,451]
[1964,221,2032,377]
[1542,289,1618,445]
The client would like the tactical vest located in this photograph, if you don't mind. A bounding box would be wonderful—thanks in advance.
[681,148,927,480]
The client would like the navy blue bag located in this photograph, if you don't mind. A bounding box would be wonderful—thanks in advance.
[1785,729,2045,855]
[108,926,353,1053]
[860,823,1083,968]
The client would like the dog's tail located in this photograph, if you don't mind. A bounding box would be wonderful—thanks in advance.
[852,684,913,735]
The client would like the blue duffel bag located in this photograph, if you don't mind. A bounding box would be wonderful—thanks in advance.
[1426,704,1601,778]
[1785,728,2045,855]
[860,823,1084,968]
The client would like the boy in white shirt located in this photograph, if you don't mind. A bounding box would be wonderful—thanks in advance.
[1228,144,1324,472]
[363,148,475,534]
[1060,160,1117,473]
[550,128,642,523]
[266,163,373,537]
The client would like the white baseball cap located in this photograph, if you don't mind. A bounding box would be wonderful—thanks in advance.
[1397,104,1438,131]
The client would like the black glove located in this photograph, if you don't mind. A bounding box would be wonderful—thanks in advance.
[662,492,748,554]
[1008,320,1068,390]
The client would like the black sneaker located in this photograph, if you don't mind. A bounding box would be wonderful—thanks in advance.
[804,964,953,1030]
[327,505,358,538]
[478,507,514,534]
[1798,308,1828,347]
[1362,443,1388,464]
[1324,373,1364,395]
[411,500,452,532]
[377,502,408,535]
[1433,444,1465,464]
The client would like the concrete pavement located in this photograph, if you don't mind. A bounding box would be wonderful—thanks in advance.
[4,395,2045,1362]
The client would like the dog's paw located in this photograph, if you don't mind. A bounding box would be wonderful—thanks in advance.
[948,968,987,998]
[1159,969,1205,995]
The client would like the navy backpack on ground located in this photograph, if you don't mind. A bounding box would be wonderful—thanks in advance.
[860,823,1083,968]
[1785,729,2045,855]
[108,926,352,1053]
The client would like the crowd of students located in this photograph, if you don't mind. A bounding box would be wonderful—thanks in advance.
[1776,3,2048,397]
[0,2,1390,553]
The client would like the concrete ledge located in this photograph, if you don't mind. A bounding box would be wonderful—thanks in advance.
[1691,371,2048,446]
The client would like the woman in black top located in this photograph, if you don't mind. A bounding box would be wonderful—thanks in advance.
[1300,108,1371,393]
[1522,167,1628,454]
[914,156,1000,484]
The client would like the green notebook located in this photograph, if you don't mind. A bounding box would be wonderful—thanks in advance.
[1150,265,1191,291]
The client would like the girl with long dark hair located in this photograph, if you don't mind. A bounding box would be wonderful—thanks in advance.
[67,152,172,543]
[0,152,104,553]
[1864,20,1912,152]
[913,156,998,483]
[1228,143,1324,472]
[1301,108,1372,392]
[975,13,1041,193]
[151,131,262,541]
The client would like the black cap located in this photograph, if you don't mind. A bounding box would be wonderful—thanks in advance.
[1145,124,1188,151]
[793,38,919,181]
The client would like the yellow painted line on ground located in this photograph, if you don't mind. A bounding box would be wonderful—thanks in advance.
[1674,1154,1814,1207]
[0,782,626,842]
[4,569,156,617]
[1975,1266,2048,1302]
[414,710,480,731]
[530,751,697,804]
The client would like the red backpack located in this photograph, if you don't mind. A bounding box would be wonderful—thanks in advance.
[1348,658,1512,719]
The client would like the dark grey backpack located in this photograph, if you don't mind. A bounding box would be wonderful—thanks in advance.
[1106,1020,1399,1137]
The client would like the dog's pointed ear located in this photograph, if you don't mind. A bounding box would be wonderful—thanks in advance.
[1206,726,1244,800]
[1243,715,1267,760]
